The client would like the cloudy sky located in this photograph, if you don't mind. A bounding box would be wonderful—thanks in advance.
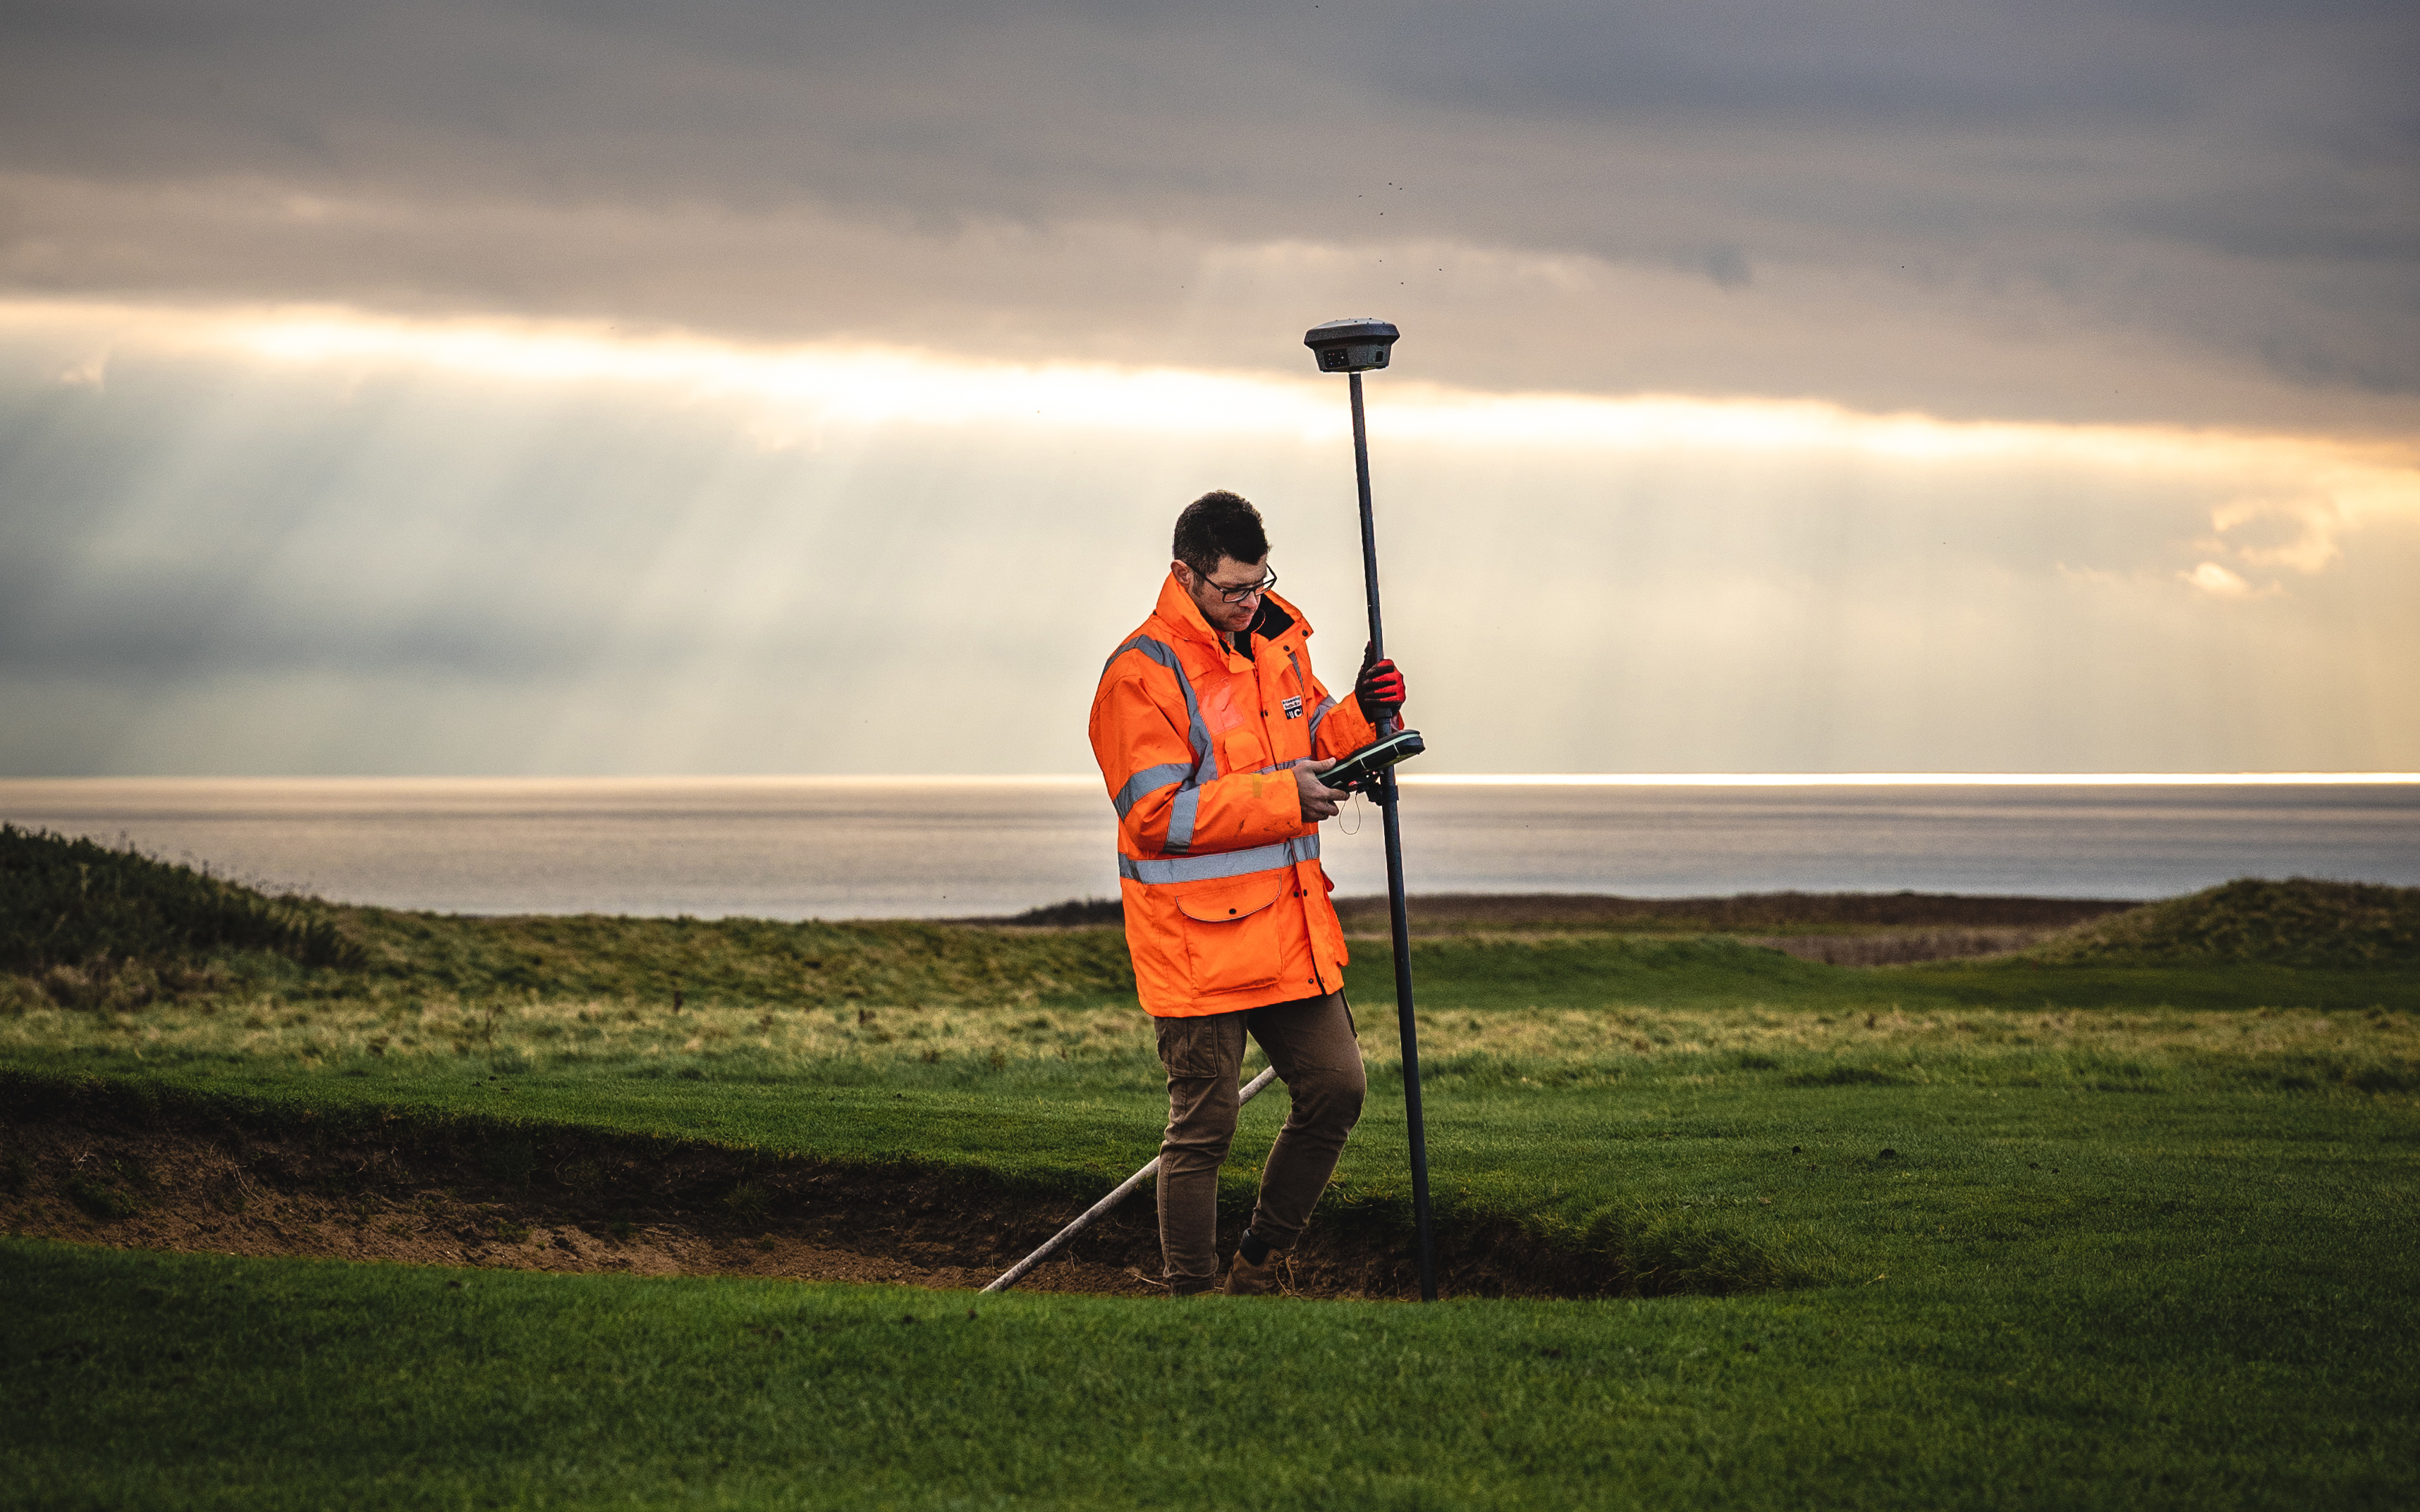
[4,0,2416,775]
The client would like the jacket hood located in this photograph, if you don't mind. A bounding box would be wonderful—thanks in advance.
[1154,571,1314,646]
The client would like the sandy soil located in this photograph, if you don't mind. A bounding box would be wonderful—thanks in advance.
[1,1082,1617,1301]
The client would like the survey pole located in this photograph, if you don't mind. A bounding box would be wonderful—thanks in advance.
[983,1067,1281,1294]
[1308,319,1437,1303]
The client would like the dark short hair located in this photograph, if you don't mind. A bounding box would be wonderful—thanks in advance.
[1172,491,1269,576]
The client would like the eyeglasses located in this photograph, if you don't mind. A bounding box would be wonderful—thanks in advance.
[1201,567,1277,604]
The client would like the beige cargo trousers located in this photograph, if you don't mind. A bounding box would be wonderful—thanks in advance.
[1154,990,1366,1293]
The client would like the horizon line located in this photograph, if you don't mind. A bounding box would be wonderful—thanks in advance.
[4,771,2416,788]
[1402,771,2420,787]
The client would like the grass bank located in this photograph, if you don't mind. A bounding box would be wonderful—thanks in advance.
[6,835,2419,1506]
[11,997,2420,1505]
[8,995,2415,1301]
[7,1122,2416,1512]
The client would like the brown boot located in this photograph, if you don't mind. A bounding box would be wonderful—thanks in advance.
[1221,1248,1284,1297]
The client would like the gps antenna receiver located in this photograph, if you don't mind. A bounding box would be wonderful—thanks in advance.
[1303,317,1400,374]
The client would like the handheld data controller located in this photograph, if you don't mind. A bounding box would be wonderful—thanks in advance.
[1321,728,1426,794]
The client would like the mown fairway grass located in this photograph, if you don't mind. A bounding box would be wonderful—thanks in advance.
[9,1002,2418,1507]
[4,847,2418,1508]
[6,1168,2412,1512]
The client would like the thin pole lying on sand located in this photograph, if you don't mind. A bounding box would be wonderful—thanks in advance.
[981,1066,1281,1295]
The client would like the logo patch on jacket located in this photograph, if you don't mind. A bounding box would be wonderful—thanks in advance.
[1283,696,1304,720]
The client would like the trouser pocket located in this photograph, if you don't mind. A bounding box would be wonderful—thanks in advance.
[1155,1012,1245,1081]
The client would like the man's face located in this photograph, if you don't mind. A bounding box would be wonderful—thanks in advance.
[1173,555,1271,634]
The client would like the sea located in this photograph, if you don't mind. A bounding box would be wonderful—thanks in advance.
[4,777,2416,920]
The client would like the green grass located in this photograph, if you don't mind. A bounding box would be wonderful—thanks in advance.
[1370,933,2420,1013]
[6,1052,2415,1511]
[0,823,348,969]
[4,908,1141,1018]
[8,983,2414,1279]
[2029,876,2420,968]
[5,839,2419,1507]
[7,824,2410,1026]
[8,1002,2419,1507]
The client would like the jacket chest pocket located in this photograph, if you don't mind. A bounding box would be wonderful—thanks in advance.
[1175,873,1290,997]
[1222,727,1269,773]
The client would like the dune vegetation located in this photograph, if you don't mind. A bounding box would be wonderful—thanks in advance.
[2027,875,2420,968]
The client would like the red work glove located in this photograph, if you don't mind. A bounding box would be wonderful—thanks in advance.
[1354,641,1406,725]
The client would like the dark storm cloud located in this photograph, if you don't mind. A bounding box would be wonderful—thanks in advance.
[8,0,2401,192]
[1,0,2416,419]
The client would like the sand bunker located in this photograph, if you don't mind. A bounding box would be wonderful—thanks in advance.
[3,1083,1622,1301]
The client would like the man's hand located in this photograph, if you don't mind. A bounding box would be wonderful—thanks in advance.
[1355,641,1407,725]
[1295,758,1347,822]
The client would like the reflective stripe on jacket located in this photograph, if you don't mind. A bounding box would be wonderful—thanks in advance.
[1090,573,1380,1017]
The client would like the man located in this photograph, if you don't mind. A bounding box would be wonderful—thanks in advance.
[1089,488,1410,1296]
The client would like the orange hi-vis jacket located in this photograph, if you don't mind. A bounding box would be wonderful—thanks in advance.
[1091,572,1381,1017]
